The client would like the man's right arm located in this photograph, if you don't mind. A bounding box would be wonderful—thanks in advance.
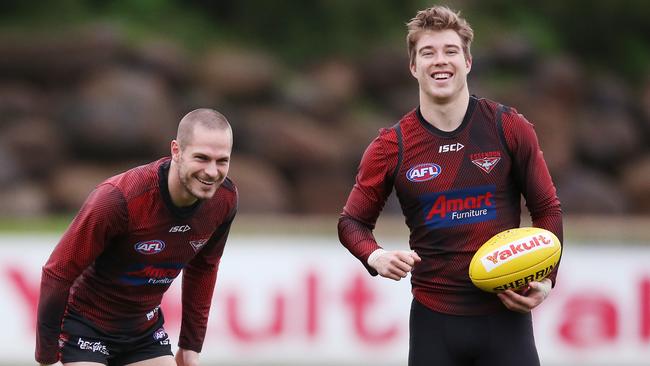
[35,184,126,364]
[338,131,420,279]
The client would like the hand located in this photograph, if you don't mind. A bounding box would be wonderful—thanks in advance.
[175,348,200,366]
[497,278,552,313]
[368,249,421,281]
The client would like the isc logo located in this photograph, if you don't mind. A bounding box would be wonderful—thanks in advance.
[169,225,191,233]
[134,240,166,255]
[407,163,441,182]
[439,143,464,153]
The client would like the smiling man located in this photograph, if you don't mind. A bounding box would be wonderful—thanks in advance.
[36,109,237,366]
[338,6,563,366]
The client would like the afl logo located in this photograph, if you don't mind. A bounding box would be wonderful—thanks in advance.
[407,163,441,182]
[134,240,166,255]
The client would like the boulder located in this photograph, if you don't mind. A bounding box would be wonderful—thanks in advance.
[283,59,360,120]
[196,47,280,99]
[59,68,177,159]
[0,182,49,217]
[555,167,628,214]
[47,163,131,212]
[226,154,290,213]
[621,155,650,213]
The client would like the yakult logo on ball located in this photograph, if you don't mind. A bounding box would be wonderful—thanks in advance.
[481,234,553,272]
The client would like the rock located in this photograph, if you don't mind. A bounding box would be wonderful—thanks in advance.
[0,24,125,82]
[639,77,650,137]
[555,167,628,214]
[515,98,575,180]
[196,47,280,99]
[293,169,353,214]
[0,182,49,217]
[0,84,42,124]
[574,106,641,168]
[359,46,412,97]
[227,154,290,213]
[474,32,537,74]
[283,59,360,120]
[47,163,131,212]
[621,155,650,213]
[237,107,347,172]
[533,56,583,106]
[0,145,20,187]
[1,117,65,180]
[130,39,192,86]
[59,68,177,159]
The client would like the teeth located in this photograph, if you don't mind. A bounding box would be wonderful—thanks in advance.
[433,73,451,80]
[197,178,214,185]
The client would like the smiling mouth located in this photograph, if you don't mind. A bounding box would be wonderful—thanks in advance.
[196,177,216,186]
[431,72,452,80]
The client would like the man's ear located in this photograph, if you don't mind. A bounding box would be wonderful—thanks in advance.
[171,140,181,162]
[410,60,418,78]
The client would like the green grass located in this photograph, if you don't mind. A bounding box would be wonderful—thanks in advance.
[0,215,72,233]
[0,214,648,244]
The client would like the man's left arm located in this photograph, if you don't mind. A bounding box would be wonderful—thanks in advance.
[178,210,235,354]
[505,110,563,275]
[500,111,563,311]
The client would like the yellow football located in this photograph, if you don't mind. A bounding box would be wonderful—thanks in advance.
[469,227,561,293]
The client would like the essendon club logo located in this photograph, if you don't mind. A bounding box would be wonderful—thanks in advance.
[406,163,441,182]
[134,240,166,255]
[190,239,208,252]
[471,151,501,174]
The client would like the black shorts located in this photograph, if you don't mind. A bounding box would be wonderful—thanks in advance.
[59,309,173,365]
[408,299,540,366]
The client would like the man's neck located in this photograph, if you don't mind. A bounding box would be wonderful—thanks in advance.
[167,161,197,207]
[419,90,470,132]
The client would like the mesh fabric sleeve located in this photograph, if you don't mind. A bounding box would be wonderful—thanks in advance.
[178,203,237,352]
[338,131,396,275]
[503,111,563,285]
[35,183,127,364]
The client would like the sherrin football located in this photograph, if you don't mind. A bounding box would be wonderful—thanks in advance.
[469,227,561,293]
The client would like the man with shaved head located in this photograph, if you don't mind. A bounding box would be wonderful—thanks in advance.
[36,109,238,366]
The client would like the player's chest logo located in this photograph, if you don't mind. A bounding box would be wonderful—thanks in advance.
[134,240,166,255]
[471,151,502,174]
[189,238,209,252]
[438,142,464,153]
[169,224,191,233]
[406,163,441,182]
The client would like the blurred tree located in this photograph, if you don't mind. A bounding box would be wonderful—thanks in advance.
[0,0,648,80]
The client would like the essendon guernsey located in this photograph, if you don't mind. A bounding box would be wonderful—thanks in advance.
[339,96,562,315]
[36,158,237,364]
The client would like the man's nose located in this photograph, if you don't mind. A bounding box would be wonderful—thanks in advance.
[205,161,219,177]
[433,52,448,65]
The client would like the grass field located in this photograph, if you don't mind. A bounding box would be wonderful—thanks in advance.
[0,214,648,243]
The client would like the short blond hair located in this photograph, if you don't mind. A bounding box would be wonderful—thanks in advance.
[406,5,474,66]
[177,108,232,148]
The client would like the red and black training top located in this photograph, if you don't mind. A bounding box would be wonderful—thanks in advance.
[339,95,562,316]
[36,157,237,364]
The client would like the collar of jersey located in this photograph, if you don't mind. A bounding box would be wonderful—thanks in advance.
[158,159,202,219]
[416,95,478,138]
